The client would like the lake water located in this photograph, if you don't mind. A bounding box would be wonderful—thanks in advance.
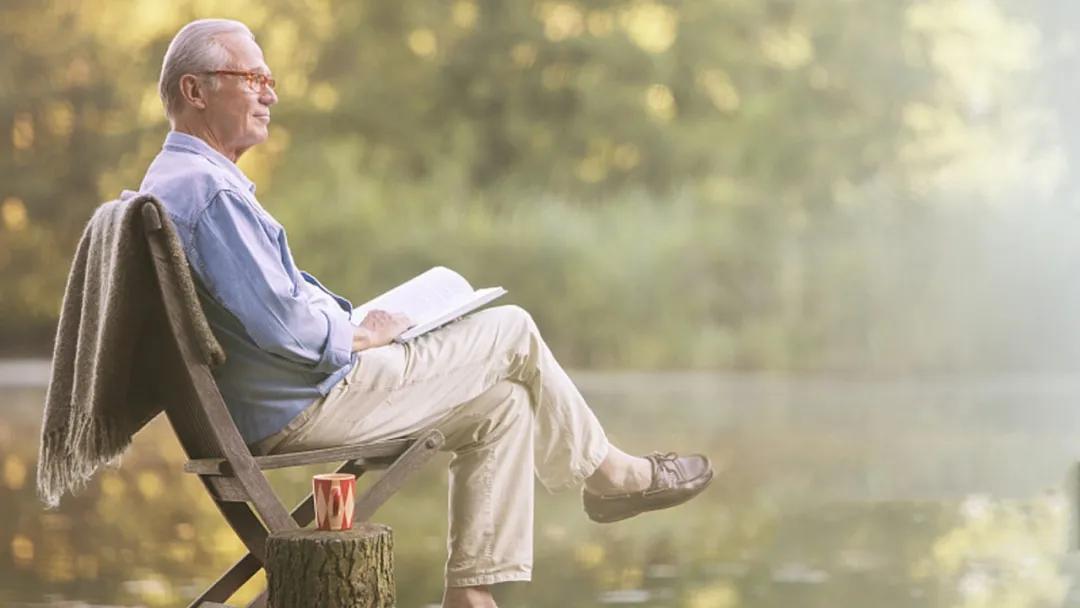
[4,366,1080,607]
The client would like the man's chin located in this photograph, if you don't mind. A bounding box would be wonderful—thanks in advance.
[246,130,270,147]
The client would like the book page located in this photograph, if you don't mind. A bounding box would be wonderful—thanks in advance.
[396,286,507,342]
[350,266,474,326]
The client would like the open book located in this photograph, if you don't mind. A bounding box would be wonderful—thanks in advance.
[350,267,507,343]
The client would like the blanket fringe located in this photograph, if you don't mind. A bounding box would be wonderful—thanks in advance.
[36,421,135,509]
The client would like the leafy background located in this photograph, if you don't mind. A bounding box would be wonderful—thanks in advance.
[4,1,1080,606]
[3,0,1078,372]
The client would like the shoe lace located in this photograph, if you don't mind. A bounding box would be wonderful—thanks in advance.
[651,452,681,488]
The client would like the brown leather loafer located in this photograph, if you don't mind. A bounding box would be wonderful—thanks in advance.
[583,452,714,524]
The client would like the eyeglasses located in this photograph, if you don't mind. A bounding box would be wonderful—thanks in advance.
[202,70,276,91]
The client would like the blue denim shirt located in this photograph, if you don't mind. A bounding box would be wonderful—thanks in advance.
[137,131,355,444]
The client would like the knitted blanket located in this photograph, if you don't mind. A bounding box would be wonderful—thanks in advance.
[36,194,224,507]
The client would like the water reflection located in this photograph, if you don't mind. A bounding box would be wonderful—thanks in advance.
[3,372,1079,607]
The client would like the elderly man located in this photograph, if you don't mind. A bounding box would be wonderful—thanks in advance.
[140,18,712,608]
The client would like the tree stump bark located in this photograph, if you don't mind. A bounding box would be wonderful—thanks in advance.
[265,523,394,608]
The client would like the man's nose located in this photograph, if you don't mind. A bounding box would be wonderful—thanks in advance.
[260,86,278,106]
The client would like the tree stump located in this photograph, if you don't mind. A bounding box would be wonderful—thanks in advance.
[265,523,395,608]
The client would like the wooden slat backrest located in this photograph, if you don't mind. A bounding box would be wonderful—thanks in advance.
[139,202,231,460]
[140,202,295,531]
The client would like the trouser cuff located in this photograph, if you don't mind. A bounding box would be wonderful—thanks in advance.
[446,567,533,587]
[543,439,610,493]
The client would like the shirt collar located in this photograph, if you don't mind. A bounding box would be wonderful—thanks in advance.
[163,131,257,194]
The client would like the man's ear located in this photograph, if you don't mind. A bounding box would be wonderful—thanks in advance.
[179,74,209,111]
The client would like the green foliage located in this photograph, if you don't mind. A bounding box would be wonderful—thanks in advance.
[0,0,1066,370]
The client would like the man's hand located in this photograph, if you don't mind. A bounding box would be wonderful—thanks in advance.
[353,310,412,352]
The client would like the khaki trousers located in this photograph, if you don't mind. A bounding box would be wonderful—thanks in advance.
[250,305,610,586]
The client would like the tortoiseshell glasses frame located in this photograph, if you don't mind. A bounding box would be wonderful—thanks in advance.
[201,70,276,91]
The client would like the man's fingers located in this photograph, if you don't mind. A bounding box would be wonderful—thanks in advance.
[363,310,396,325]
[361,310,411,343]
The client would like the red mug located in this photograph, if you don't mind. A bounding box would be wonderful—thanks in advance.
[313,473,356,531]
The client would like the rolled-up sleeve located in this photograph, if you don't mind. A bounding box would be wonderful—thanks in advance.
[190,190,353,372]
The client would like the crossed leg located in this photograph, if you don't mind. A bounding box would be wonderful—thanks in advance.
[260,305,675,607]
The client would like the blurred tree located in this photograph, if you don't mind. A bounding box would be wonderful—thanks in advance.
[0,0,1058,371]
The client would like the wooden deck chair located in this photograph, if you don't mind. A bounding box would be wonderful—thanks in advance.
[139,201,445,607]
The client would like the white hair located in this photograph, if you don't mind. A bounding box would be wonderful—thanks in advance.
[158,19,255,121]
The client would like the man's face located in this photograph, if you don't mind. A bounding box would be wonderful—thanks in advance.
[202,33,277,157]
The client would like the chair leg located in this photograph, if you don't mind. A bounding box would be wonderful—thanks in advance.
[189,465,373,607]
[188,551,260,607]
[354,429,445,522]
[187,500,272,606]
[246,590,267,608]
[188,432,441,607]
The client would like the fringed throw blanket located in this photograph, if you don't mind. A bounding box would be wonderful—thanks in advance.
[36,194,224,507]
